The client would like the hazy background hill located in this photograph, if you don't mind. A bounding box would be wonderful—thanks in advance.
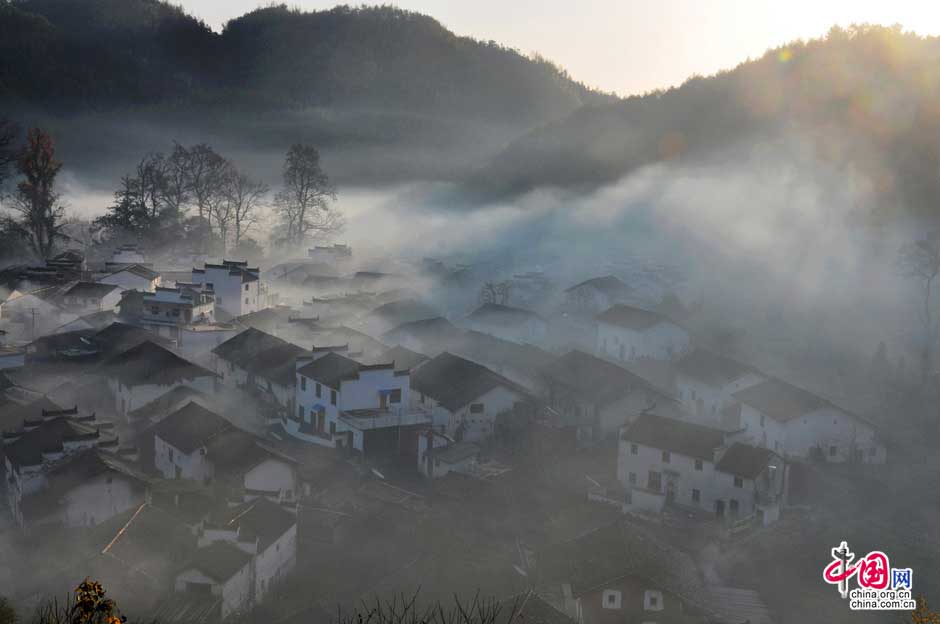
[470,24,940,217]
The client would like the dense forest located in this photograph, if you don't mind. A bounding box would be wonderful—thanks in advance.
[0,0,606,123]
[470,24,940,216]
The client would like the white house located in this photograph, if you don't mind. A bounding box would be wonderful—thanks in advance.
[417,432,480,480]
[101,341,217,421]
[59,282,123,314]
[728,377,887,463]
[292,352,425,454]
[618,413,786,525]
[463,303,547,345]
[674,348,767,428]
[99,264,161,293]
[191,260,263,318]
[152,401,234,482]
[562,275,634,315]
[595,305,690,362]
[175,541,253,620]
[411,352,530,443]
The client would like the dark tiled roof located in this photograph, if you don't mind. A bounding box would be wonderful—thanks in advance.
[93,323,171,358]
[715,443,778,479]
[450,331,555,373]
[731,378,828,422]
[411,352,527,412]
[62,282,121,299]
[182,541,251,583]
[152,401,233,454]
[596,304,674,331]
[296,351,362,389]
[103,341,215,387]
[381,345,429,371]
[4,417,102,469]
[382,316,462,347]
[0,396,63,433]
[213,328,307,386]
[676,348,755,386]
[203,429,291,476]
[128,386,208,424]
[541,350,671,407]
[117,264,160,280]
[502,592,575,624]
[622,413,725,461]
[367,298,438,324]
[96,503,197,580]
[564,275,633,296]
[223,498,295,551]
[466,303,545,326]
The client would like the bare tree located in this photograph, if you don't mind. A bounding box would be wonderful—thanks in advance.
[274,143,341,246]
[0,119,18,190]
[183,143,229,224]
[222,167,268,248]
[162,142,192,219]
[479,281,512,305]
[898,232,940,383]
[3,128,67,259]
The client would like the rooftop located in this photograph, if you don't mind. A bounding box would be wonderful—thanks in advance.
[541,350,673,407]
[152,401,233,454]
[466,303,545,326]
[731,377,829,422]
[676,348,757,386]
[564,275,633,296]
[595,304,676,331]
[411,352,527,412]
[622,413,726,461]
[296,351,363,389]
[102,341,215,387]
[715,443,778,479]
[180,541,251,583]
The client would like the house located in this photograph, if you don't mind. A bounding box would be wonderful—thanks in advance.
[563,276,634,315]
[191,260,264,318]
[729,377,886,463]
[59,282,123,313]
[152,401,234,482]
[595,305,690,362]
[674,348,766,427]
[417,430,480,479]
[99,264,162,293]
[174,541,253,620]
[17,449,149,529]
[382,317,462,355]
[106,244,147,268]
[211,328,309,412]
[1,286,74,337]
[540,350,679,444]
[376,345,428,373]
[536,521,713,624]
[464,303,547,345]
[446,330,554,394]
[307,243,352,266]
[618,413,786,524]
[292,352,425,453]
[363,298,439,337]
[101,341,217,421]
[411,352,531,442]
[47,249,87,274]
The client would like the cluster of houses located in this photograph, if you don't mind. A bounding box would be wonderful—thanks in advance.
[0,242,890,623]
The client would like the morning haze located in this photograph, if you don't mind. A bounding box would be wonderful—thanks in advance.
[0,1,937,624]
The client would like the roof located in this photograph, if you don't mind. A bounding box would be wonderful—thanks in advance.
[0,396,63,433]
[111,264,160,281]
[380,345,428,371]
[731,378,829,422]
[102,341,215,387]
[715,443,778,479]
[565,275,633,297]
[676,348,756,386]
[62,282,121,299]
[367,298,438,324]
[466,303,545,326]
[382,316,462,346]
[152,401,233,454]
[541,350,672,407]
[127,386,208,424]
[4,416,103,469]
[93,323,172,358]
[411,352,527,412]
[223,497,296,551]
[181,541,251,583]
[212,328,307,386]
[296,351,362,389]
[502,591,575,624]
[595,304,676,331]
[203,428,292,476]
[622,413,726,461]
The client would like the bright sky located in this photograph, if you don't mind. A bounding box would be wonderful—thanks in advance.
[179,1,940,96]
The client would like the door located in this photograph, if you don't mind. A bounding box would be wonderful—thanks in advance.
[715,500,725,518]
[665,476,677,503]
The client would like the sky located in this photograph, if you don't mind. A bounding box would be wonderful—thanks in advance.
[177,0,940,96]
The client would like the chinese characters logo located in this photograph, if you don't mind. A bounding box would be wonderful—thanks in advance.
[823,541,915,611]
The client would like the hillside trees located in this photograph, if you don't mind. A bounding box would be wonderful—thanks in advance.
[274,143,341,247]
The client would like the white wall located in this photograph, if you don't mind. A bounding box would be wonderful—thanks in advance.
[154,435,213,482]
[597,321,690,362]
[445,385,524,442]
[254,524,297,602]
[60,474,143,528]
[193,266,261,317]
[244,459,297,500]
[110,375,216,421]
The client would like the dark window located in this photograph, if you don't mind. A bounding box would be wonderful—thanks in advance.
[829,445,837,457]
[244,284,249,291]
[649,594,659,608]
[606,594,616,605]
[692,488,700,503]
[729,499,739,515]
[661,450,671,463]
[297,405,303,420]
[331,389,337,405]
[733,476,743,488]
[316,383,321,398]
[628,472,637,485]
[300,376,306,391]
[389,389,402,404]
[630,443,638,455]
[330,422,336,435]
[694,459,703,471]
[469,403,484,414]
[647,471,662,491]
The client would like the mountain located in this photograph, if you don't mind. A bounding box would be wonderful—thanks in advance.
[469,25,940,215]
[0,1,606,123]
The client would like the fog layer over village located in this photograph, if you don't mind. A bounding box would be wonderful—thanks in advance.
[0,4,938,624]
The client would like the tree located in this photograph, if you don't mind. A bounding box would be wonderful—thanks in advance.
[0,596,14,624]
[161,142,192,220]
[479,281,512,305]
[274,143,341,247]
[0,119,18,190]
[3,128,67,259]
[222,168,268,248]
[183,144,228,224]
[898,232,940,383]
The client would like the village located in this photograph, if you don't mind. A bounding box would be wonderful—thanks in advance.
[0,238,919,624]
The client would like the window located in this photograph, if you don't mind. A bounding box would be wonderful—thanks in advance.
[691,389,697,401]
[389,389,402,404]
[694,459,703,471]
[244,284,249,291]
[168,448,173,462]
[829,445,837,457]
[301,376,307,391]
[729,499,739,515]
[316,383,322,398]
[692,488,700,503]
[630,443,638,455]
[733,476,743,488]
[644,590,662,610]
[469,403,484,414]
[245,298,249,304]
[172,308,180,317]
[298,405,304,420]
[150,306,160,315]
[331,389,337,405]
[647,470,662,491]
[601,590,621,610]
[760,414,765,427]
[628,472,637,485]
[661,450,671,463]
